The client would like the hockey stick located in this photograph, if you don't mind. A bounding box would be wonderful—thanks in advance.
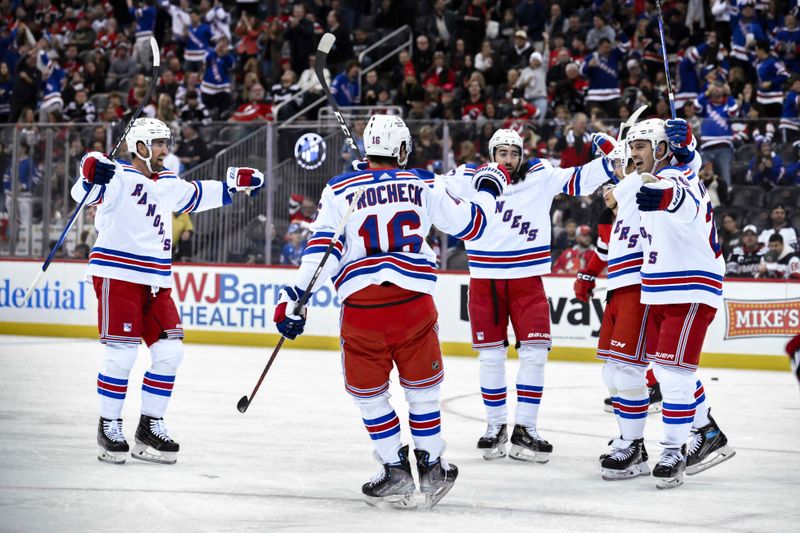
[654,0,677,119]
[22,37,161,306]
[314,33,365,160]
[236,186,365,413]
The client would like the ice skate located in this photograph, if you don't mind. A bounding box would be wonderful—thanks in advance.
[131,415,180,464]
[600,438,650,481]
[653,446,686,490]
[508,425,552,463]
[97,417,128,464]
[686,412,735,475]
[414,449,458,510]
[477,423,507,460]
[362,445,417,509]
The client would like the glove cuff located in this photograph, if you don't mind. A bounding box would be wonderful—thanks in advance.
[576,272,596,282]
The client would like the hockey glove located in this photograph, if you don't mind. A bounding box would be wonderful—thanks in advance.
[226,167,265,197]
[273,286,307,340]
[351,159,369,171]
[80,151,115,189]
[574,272,596,303]
[472,163,510,197]
[636,174,685,212]
[591,132,617,158]
[665,119,693,162]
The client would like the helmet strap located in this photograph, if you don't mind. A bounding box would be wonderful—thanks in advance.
[135,141,156,174]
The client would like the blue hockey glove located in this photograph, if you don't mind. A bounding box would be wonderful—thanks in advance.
[665,119,692,162]
[273,286,307,340]
[636,174,683,212]
[80,151,115,188]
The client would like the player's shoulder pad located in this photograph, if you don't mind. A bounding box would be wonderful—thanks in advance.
[598,207,615,224]
[656,164,696,181]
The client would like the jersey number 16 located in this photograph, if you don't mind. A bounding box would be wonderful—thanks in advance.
[358,210,423,254]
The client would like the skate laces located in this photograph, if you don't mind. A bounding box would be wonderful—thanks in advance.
[368,466,388,486]
[658,448,683,467]
[524,426,543,441]
[687,430,705,456]
[483,424,502,439]
[609,443,635,461]
[103,419,125,442]
[149,418,173,442]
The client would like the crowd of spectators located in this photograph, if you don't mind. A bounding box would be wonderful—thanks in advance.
[0,0,799,274]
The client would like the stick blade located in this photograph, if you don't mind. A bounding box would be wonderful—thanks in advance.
[317,32,335,54]
[237,396,250,413]
[149,37,160,67]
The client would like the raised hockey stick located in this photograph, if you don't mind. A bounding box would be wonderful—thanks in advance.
[237,186,365,414]
[654,0,677,119]
[22,37,161,306]
[314,33,365,160]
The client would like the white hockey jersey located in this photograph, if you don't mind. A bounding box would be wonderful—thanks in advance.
[637,164,725,309]
[70,159,230,288]
[606,151,704,291]
[438,157,615,279]
[295,168,495,301]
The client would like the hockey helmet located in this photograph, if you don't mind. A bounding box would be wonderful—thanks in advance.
[626,118,670,167]
[126,118,172,160]
[488,128,524,175]
[363,114,413,167]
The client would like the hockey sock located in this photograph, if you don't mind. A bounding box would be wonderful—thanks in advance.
[97,343,138,420]
[405,386,444,462]
[691,379,710,428]
[611,363,649,441]
[654,365,696,448]
[515,346,547,427]
[141,339,183,418]
[355,392,402,465]
[478,348,508,426]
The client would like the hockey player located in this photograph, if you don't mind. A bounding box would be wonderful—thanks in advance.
[436,128,617,462]
[579,118,707,481]
[74,118,264,465]
[628,118,735,488]
[272,114,506,510]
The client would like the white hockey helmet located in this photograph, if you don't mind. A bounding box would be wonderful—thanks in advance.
[626,118,670,167]
[363,114,413,167]
[488,128,524,174]
[126,118,172,162]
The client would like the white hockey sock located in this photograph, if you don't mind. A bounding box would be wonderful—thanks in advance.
[654,365,696,448]
[141,339,183,418]
[691,379,710,428]
[515,346,547,427]
[478,348,507,426]
[97,342,138,420]
[356,392,402,465]
[614,389,649,441]
[408,400,443,462]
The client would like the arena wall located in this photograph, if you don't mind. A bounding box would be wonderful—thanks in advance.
[1,259,796,371]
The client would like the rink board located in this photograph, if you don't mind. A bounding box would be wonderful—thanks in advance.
[0,259,796,371]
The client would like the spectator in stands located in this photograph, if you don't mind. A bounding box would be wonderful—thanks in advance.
[515,0,545,46]
[557,112,591,168]
[759,205,798,251]
[552,218,578,258]
[72,243,90,260]
[271,70,301,120]
[754,40,788,118]
[64,89,97,123]
[200,37,234,118]
[720,213,742,257]
[699,160,729,207]
[749,142,786,187]
[780,75,800,145]
[106,42,138,93]
[695,81,738,184]
[758,233,800,279]
[284,3,314,77]
[517,39,549,123]
[458,0,488,55]
[425,51,457,89]
[172,212,194,262]
[179,90,212,124]
[586,15,615,51]
[128,0,157,68]
[339,120,366,173]
[289,195,318,225]
[280,223,308,267]
[0,62,10,122]
[726,224,765,278]
[505,29,532,70]
[426,0,457,50]
[175,124,210,170]
[298,53,331,101]
[230,83,272,122]
[325,9,354,72]
[331,60,360,107]
[581,35,628,116]
[204,0,231,44]
[553,224,594,274]
[10,50,40,123]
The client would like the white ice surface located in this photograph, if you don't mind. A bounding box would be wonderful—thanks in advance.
[0,335,798,532]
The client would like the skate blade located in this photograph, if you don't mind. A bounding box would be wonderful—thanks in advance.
[655,472,684,490]
[686,446,736,476]
[601,463,650,481]
[364,493,417,510]
[508,444,550,464]
[423,483,455,510]
[648,403,662,414]
[480,444,507,461]
[97,447,127,464]
[131,443,177,465]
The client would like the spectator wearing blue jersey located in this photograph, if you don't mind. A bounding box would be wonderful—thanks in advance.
[773,12,800,73]
[748,141,785,187]
[37,50,65,120]
[200,38,235,118]
[580,34,629,117]
[279,223,308,267]
[694,82,738,184]
[754,40,789,117]
[780,75,800,145]
[127,0,157,69]
[331,60,360,107]
[729,0,766,81]
[183,8,212,72]
[0,62,11,123]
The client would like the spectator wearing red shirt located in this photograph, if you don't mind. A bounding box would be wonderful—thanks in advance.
[558,112,592,167]
[230,84,273,122]
[553,225,595,274]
